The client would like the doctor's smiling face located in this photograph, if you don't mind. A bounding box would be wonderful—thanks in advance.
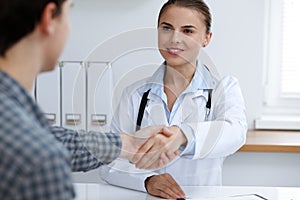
[157,3,212,68]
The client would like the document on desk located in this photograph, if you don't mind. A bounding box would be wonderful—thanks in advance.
[192,198,263,200]
[191,194,267,200]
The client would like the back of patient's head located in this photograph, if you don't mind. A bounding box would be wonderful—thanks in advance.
[0,0,65,57]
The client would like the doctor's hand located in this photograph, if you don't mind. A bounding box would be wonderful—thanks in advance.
[132,126,187,169]
[145,173,185,199]
[119,126,178,169]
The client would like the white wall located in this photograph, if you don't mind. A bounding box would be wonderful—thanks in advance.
[205,0,266,129]
[62,0,165,59]
[46,0,300,186]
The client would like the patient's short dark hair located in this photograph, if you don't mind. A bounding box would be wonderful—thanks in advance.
[0,0,66,56]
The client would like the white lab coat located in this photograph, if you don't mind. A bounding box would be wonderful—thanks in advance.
[99,63,247,192]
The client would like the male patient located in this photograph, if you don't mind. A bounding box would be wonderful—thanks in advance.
[0,0,185,199]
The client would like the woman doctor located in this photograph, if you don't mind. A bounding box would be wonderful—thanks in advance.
[100,0,247,199]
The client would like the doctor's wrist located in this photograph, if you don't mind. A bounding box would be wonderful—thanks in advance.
[171,125,187,146]
[144,175,155,191]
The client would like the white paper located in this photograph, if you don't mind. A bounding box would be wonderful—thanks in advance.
[191,194,267,200]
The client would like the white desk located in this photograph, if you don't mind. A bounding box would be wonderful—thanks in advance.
[74,181,300,200]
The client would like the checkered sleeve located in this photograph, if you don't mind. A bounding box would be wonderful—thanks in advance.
[49,126,122,171]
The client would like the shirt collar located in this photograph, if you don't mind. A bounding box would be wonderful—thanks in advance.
[146,63,165,98]
[146,61,215,97]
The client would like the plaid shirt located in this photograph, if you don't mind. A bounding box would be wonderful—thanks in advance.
[0,70,121,199]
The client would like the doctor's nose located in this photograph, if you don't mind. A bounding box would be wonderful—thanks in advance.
[170,30,182,44]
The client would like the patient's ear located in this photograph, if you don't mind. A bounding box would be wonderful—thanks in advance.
[38,2,58,35]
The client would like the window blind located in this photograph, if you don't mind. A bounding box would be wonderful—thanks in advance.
[281,0,300,98]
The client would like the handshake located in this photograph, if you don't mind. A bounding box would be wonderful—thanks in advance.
[119,126,187,170]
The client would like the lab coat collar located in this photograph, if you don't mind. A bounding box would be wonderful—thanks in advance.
[144,61,215,100]
[191,61,215,90]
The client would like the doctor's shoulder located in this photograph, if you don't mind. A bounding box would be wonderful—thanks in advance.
[212,75,245,103]
[201,63,241,91]
[214,75,242,92]
[122,76,152,99]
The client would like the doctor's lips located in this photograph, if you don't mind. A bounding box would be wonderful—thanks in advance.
[167,47,184,56]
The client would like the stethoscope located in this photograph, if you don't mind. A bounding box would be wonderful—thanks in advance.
[136,89,212,131]
[205,89,212,121]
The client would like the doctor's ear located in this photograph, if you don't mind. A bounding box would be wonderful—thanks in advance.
[202,32,213,48]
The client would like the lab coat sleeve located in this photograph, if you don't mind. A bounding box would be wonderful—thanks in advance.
[99,86,158,192]
[99,159,158,192]
[182,76,247,159]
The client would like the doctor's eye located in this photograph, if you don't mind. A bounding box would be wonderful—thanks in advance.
[160,26,173,32]
[183,29,194,34]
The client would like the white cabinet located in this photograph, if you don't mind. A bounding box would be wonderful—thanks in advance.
[36,67,61,126]
[60,61,86,131]
[36,53,162,131]
[87,62,112,132]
